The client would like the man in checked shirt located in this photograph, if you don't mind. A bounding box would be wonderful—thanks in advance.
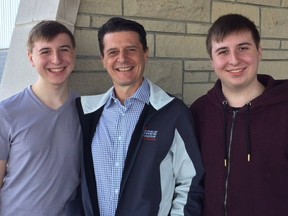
[76,17,205,216]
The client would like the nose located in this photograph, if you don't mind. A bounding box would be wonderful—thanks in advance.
[51,52,62,64]
[117,50,128,63]
[229,50,240,65]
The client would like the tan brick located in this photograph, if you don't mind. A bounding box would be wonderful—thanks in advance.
[79,0,122,15]
[259,61,288,79]
[281,40,288,49]
[134,19,185,33]
[91,16,112,28]
[183,83,214,105]
[92,17,185,33]
[210,72,218,82]
[212,2,260,26]
[146,34,155,57]
[184,60,211,71]
[261,39,280,49]
[261,7,288,38]
[156,35,207,58]
[123,0,210,22]
[145,60,183,95]
[75,59,103,71]
[75,14,90,27]
[187,23,211,35]
[184,72,210,83]
[237,0,280,6]
[69,72,112,96]
[282,0,288,7]
[74,29,99,56]
[262,50,288,60]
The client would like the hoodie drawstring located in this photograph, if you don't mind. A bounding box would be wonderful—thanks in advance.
[223,101,252,167]
[223,101,228,167]
[246,102,252,162]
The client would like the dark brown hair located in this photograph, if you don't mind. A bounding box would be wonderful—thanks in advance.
[27,20,75,52]
[206,14,260,58]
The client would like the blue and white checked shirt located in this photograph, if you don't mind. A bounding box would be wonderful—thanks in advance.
[91,79,150,216]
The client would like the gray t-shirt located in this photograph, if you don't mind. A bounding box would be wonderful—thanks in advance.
[0,87,82,216]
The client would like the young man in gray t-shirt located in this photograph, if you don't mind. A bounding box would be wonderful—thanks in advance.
[0,21,82,216]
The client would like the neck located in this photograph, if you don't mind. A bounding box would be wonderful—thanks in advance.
[114,79,143,104]
[32,81,69,109]
[222,80,265,108]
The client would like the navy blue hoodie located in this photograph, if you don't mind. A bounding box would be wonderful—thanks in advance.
[190,74,288,216]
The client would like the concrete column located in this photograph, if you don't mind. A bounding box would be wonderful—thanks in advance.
[0,0,81,101]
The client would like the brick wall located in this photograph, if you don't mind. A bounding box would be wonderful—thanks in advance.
[70,0,288,105]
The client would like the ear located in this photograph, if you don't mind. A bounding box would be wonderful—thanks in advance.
[258,45,262,61]
[210,58,214,69]
[27,51,35,67]
[101,56,107,69]
[144,47,149,63]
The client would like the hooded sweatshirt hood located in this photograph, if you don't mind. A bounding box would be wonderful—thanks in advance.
[207,74,288,110]
[206,74,288,165]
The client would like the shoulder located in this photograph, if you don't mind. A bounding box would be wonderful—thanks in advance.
[0,88,28,109]
[161,97,192,122]
[76,89,112,115]
[190,94,209,111]
[170,97,189,111]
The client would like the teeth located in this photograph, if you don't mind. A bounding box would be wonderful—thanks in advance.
[118,67,132,72]
[228,68,243,73]
[50,68,64,72]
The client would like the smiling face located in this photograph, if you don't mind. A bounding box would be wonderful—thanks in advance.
[211,31,262,92]
[28,33,76,87]
[101,31,148,94]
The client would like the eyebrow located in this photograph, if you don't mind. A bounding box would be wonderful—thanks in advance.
[105,47,118,53]
[58,45,73,49]
[214,42,252,53]
[38,45,72,52]
[237,42,253,46]
[105,45,138,53]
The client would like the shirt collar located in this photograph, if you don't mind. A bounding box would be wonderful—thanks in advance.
[106,78,150,107]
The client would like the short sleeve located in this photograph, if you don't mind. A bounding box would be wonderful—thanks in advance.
[0,104,11,160]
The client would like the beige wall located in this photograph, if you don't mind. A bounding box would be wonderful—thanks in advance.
[2,0,288,104]
[70,0,288,105]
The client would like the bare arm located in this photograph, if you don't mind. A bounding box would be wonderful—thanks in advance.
[0,160,6,188]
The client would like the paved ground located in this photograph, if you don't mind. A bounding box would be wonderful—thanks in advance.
[0,50,8,83]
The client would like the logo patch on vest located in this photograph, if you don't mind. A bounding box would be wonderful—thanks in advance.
[143,129,158,141]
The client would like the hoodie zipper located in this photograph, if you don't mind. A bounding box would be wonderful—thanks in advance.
[224,110,238,216]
